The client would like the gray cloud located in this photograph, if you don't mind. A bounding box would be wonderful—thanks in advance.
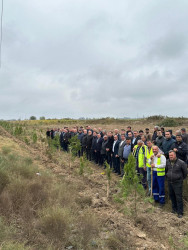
[0,0,188,119]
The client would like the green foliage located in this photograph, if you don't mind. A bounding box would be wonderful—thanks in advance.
[30,116,37,120]
[14,125,23,136]
[158,118,180,127]
[39,116,45,120]
[32,131,38,144]
[121,154,145,216]
[69,135,81,158]
[1,147,11,155]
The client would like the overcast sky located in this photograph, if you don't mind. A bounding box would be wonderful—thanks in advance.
[0,0,188,120]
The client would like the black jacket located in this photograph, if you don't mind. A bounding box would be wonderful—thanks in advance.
[91,136,97,150]
[171,141,188,162]
[86,134,93,149]
[106,136,114,151]
[96,138,103,152]
[81,134,87,147]
[166,159,187,183]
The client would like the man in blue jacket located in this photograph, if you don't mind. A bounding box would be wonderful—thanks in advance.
[162,130,175,159]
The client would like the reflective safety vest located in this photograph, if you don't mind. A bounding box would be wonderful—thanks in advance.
[146,148,153,168]
[133,145,147,168]
[156,157,165,176]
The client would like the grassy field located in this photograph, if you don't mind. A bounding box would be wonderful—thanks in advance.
[0,117,188,249]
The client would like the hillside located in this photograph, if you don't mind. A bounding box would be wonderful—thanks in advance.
[0,120,188,249]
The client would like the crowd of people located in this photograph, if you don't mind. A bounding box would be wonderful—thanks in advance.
[46,125,188,218]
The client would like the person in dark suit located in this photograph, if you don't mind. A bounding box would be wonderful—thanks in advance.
[112,135,120,175]
[81,129,87,156]
[106,131,114,167]
[132,130,141,146]
[86,130,93,161]
[95,133,103,165]
[114,129,121,141]
[91,131,97,161]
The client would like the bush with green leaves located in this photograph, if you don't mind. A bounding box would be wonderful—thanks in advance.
[121,154,145,217]
[69,135,81,158]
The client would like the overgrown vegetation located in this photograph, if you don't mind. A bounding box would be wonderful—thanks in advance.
[0,147,101,249]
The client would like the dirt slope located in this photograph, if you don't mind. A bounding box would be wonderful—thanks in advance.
[0,126,187,250]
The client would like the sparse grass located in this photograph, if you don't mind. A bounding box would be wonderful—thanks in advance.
[0,147,101,249]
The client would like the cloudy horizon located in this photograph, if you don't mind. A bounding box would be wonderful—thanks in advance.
[0,0,188,120]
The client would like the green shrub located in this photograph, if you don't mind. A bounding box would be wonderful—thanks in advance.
[158,118,179,127]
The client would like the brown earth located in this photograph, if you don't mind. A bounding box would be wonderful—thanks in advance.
[0,125,188,250]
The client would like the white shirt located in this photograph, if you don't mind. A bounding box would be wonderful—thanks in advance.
[148,154,166,171]
[112,140,117,152]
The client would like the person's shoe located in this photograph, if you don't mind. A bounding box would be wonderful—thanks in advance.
[171,210,177,214]
[178,214,183,218]
[159,203,164,208]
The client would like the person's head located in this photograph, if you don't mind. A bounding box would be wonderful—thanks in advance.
[108,131,113,137]
[176,135,182,143]
[133,131,138,138]
[121,134,125,141]
[78,129,82,134]
[152,145,159,155]
[181,128,186,134]
[88,130,92,135]
[165,130,171,139]
[98,127,102,132]
[175,130,181,136]
[169,150,177,161]
[83,129,87,135]
[88,126,91,130]
[126,137,131,145]
[139,130,144,137]
[103,135,108,141]
[114,134,118,141]
[157,130,162,137]
[93,131,97,137]
[128,132,132,138]
[147,140,152,148]
[154,126,159,132]
[145,128,150,134]
[93,128,97,132]
[114,129,119,134]
[127,126,131,132]
[97,133,101,139]
[137,140,143,147]
[161,127,165,133]
[141,135,146,142]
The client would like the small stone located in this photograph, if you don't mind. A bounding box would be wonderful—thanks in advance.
[95,193,99,199]
[137,232,146,239]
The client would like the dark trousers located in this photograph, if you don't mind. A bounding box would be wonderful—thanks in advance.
[91,149,96,161]
[112,154,120,174]
[168,181,183,215]
[81,146,86,156]
[86,148,92,161]
[107,151,112,167]
[152,171,165,204]
[95,151,102,165]
[121,158,128,176]
[136,165,147,190]
[101,154,107,167]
